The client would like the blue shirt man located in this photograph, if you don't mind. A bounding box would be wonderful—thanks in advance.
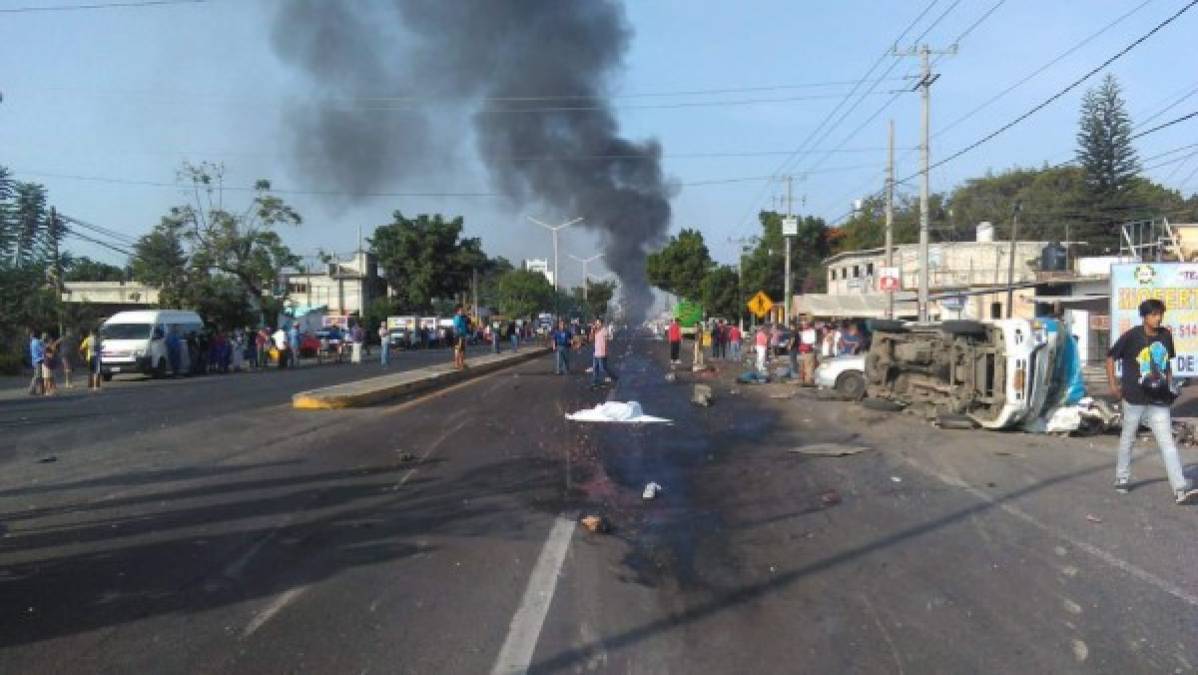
[551,321,572,375]
[28,333,46,395]
[30,335,45,365]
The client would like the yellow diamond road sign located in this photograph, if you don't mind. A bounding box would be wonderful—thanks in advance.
[747,291,774,319]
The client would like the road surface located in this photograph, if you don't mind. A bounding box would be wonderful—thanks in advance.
[1,334,1196,673]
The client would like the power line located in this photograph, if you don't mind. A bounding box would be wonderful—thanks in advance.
[0,0,204,13]
[730,0,945,231]
[1129,109,1198,140]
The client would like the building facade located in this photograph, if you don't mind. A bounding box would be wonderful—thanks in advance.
[523,258,554,287]
[282,251,384,318]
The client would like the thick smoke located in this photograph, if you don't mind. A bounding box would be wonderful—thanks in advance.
[272,0,672,322]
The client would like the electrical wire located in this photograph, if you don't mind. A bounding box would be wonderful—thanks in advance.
[0,0,203,13]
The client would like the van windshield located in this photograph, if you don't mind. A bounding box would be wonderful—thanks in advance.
[101,323,152,340]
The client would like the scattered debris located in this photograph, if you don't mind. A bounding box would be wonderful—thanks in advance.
[396,451,416,463]
[737,371,769,385]
[1085,514,1103,524]
[566,401,671,424]
[691,384,714,407]
[993,450,1026,458]
[769,392,795,400]
[579,514,610,533]
[728,388,740,396]
[819,490,842,507]
[1173,419,1198,447]
[642,482,663,500]
[935,414,976,430]
[37,456,57,464]
[789,443,871,457]
[664,372,677,383]
[890,476,902,483]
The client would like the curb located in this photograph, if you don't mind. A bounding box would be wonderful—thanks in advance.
[292,347,551,410]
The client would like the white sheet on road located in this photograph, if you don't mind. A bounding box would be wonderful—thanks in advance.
[565,401,671,424]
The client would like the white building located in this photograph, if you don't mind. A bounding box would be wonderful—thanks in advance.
[523,258,554,287]
[62,281,159,307]
[282,251,384,317]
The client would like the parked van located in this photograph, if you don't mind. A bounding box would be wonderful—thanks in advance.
[99,309,204,379]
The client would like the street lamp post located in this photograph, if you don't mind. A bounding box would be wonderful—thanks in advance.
[527,216,582,293]
[567,253,604,301]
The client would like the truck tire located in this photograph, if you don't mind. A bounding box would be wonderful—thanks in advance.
[869,319,908,333]
[835,371,866,401]
[940,320,987,337]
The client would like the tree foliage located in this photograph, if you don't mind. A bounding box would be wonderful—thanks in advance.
[495,268,554,318]
[370,212,486,312]
[742,211,831,303]
[1078,74,1140,198]
[645,228,713,299]
[64,255,128,282]
[700,265,740,319]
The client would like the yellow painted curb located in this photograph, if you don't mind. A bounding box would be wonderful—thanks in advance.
[291,347,550,410]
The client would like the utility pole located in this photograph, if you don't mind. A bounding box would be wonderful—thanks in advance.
[50,207,64,337]
[471,267,479,318]
[898,43,955,321]
[1005,201,1022,318]
[783,175,793,326]
[528,216,582,294]
[885,119,895,320]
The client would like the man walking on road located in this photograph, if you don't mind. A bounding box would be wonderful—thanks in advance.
[551,319,572,375]
[667,318,682,365]
[798,318,818,385]
[378,322,390,368]
[1107,299,1198,505]
[80,327,102,391]
[287,323,301,368]
[28,330,45,396]
[452,305,468,370]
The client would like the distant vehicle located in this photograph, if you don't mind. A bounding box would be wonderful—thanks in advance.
[536,312,554,335]
[99,309,203,380]
[386,315,418,349]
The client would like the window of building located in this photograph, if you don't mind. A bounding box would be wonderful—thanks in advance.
[990,302,1003,319]
[852,265,860,278]
[289,282,308,294]
[866,263,874,276]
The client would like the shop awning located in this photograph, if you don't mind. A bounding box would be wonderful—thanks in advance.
[793,292,918,319]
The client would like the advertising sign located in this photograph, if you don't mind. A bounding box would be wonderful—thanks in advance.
[878,266,900,292]
[782,216,798,236]
[1110,263,1198,376]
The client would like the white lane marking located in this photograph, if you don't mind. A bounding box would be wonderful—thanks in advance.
[901,456,1198,609]
[242,586,308,638]
[491,516,576,675]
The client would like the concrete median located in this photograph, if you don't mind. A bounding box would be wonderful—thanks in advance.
[292,347,551,409]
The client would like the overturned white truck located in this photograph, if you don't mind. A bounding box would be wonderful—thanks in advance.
[863,318,1115,431]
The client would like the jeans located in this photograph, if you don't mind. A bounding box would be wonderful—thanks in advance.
[592,356,609,386]
[788,351,798,379]
[1117,402,1191,495]
[755,345,767,372]
[730,342,741,362]
[555,348,569,374]
[492,336,499,353]
[381,342,390,366]
[29,362,44,395]
[511,335,519,351]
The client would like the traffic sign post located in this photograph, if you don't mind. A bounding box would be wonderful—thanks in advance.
[747,290,774,320]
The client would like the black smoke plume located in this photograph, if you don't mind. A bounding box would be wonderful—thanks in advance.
[272,0,672,322]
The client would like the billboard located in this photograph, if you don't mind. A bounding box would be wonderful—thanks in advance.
[1110,263,1198,376]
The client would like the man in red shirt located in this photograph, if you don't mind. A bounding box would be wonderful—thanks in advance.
[667,318,682,365]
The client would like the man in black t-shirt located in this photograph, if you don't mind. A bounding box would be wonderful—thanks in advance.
[1106,298,1198,505]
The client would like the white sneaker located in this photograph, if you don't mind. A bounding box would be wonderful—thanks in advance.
[1176,489,1198,505]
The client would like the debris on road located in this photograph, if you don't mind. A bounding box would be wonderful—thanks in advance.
[664,372,677,383]
[396,451,416,463]
[580,514,610,533]
[642,482,663,500]
[36,456,57,464]
[890,476,902,483]
[1086,514,1104,524]
[691,384,714,407]
[788,443,871,457]
[566,401,671,424]
[769,392,795,400]
[737,371,769,385]
[819,490,842,507]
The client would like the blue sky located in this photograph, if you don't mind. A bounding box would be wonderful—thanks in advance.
[2,0,1197,291]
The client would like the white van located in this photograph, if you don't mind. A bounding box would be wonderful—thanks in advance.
[99,309,204,379]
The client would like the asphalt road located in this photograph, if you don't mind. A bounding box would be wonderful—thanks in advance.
[1,335,1196,673]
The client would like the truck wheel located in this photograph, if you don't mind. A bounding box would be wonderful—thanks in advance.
[940,320,987,337]
[835,371,866,401]
[869,319,908,333]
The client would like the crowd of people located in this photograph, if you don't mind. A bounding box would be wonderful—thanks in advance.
[663,316,869,384]
[26,328,103,396]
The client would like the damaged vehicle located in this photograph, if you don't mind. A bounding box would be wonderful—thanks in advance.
[863,318,1117,431]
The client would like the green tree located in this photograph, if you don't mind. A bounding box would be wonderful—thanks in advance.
[645,228,713,299]
[496,268,554,318]
[65,256,127,282]
[131,218,193,307]
[742,211,831,305]
[364,296,402,334]
[584,280,616,319]
[370,212,483,312]
[700,265,740,319]
[1078,74,1140,198]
